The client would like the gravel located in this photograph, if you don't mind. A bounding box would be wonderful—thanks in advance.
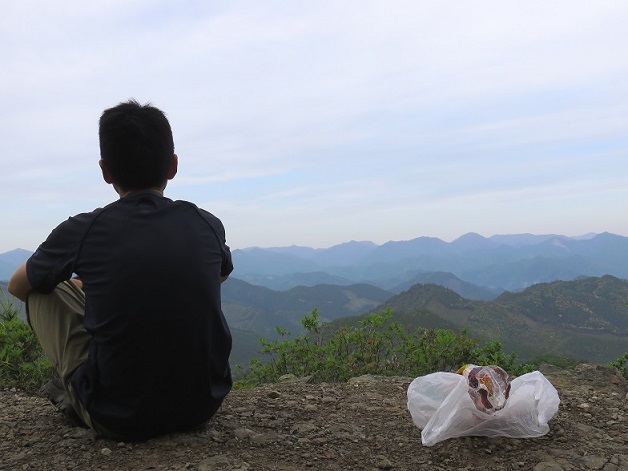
[1,364,626,471]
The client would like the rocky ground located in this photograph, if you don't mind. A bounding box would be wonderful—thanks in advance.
[1,364,626,471]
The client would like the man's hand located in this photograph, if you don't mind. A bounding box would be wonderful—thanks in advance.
[70,277,83,290]
[7,262,32,302]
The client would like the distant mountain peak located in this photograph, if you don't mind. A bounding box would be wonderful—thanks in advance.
[334,240,377,247]
[595,232,622,240]
[451,232,495,250]
[1,248,32,256]
[455,232,486,240]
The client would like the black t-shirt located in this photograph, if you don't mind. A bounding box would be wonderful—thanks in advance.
[26,191,233,438]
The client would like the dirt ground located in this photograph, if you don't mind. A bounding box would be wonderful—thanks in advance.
[1,364,626,471]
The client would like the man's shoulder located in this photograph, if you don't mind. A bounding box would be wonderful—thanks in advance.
[59,206,107,229]
[174,200,223,224]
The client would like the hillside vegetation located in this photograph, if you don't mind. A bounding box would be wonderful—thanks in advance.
[2,281,627,396]
[495,275,628,335]
[223,276,627,367]
[347,275,628,363]
[221,278,392,339]
[3,272,627,369]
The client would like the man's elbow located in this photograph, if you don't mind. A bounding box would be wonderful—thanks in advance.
[7,264,32,302]
[7,279,26,302]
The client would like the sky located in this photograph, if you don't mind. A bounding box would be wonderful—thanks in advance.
[2,1,628,253]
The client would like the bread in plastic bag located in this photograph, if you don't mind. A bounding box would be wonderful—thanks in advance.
[458,364,511,414]
[407,366,560,446]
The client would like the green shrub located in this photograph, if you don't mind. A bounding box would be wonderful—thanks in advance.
[0,288,55,391]
[235,309,532,387]
[470,341,535,376]
[609,352,628,380]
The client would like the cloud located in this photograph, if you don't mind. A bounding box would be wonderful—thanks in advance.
[2,1,628,252]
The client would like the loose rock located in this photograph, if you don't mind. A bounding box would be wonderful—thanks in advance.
[0,364,626,470]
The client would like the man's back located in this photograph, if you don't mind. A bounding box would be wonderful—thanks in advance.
[27,191,233,438]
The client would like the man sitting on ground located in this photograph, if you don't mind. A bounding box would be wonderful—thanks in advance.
[8,99,233,440]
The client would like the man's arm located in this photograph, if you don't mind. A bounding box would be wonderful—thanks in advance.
[220,275,229,283]
[8,262,33,302]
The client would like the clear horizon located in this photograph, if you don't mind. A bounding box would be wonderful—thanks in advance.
[0,230,618,255]
[2,2,628,253]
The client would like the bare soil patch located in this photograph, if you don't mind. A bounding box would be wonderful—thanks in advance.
[1,364,626,471]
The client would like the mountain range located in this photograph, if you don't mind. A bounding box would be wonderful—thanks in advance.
[3,232,628,297]
[2,233,627,366]
[231,232,628,295]
[4,274,626,367]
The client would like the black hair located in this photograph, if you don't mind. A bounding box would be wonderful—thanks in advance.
[99,99,174,191]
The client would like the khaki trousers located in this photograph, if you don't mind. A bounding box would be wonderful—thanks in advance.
[26,281,98,432]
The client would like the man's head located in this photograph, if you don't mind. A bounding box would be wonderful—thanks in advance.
[99,99,177,194]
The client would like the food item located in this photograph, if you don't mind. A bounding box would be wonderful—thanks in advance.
[457,365,511,414]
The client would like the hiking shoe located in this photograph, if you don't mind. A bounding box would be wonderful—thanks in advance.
[40,378,88,428]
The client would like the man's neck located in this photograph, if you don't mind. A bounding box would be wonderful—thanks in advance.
[117,187,164,198]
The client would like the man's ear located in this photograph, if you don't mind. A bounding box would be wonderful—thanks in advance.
[167,154,178,180]
[99,159,115,184]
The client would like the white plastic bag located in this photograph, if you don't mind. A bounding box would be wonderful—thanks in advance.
[407,368,560,446]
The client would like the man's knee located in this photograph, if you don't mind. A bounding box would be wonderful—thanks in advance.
[25,290,50,330]
[27,281,85,323]
[24,281,89,383]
